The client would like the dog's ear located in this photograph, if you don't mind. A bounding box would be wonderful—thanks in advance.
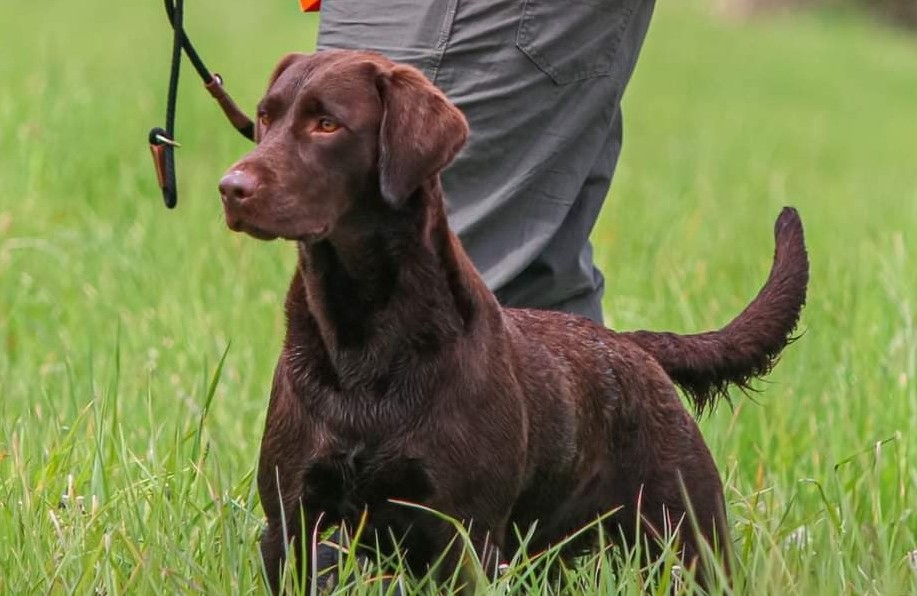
[375,66,469,208]
[256,53,304,142]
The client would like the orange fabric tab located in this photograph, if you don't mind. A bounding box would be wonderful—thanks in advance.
[299,0,321,11]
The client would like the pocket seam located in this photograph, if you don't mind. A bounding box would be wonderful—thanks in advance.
[515,0,639,86]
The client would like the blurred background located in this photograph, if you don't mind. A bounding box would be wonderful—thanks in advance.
[1,0,915,592]
[719,0,917,28]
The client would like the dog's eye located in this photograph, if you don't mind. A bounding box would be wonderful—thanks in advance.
[317,118,341,134]
[259,114,270,128]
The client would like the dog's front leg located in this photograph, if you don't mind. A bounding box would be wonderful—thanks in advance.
[260,510,301,594]
[263,506,342,595]
[424,518,508,592]
[258,360,323,593]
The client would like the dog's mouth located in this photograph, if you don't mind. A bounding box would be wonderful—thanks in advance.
[241,225,280,241]
[224,215,279,241]
[225,214,330,243]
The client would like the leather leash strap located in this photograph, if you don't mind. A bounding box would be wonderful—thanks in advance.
[149,0,255,209]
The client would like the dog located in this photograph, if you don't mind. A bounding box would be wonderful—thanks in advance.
[218,50,808,592]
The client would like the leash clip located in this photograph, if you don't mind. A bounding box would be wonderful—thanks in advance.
[148,127,179,208]
[152,132,182,148]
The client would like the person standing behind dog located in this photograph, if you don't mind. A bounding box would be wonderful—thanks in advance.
[309,0,656,324]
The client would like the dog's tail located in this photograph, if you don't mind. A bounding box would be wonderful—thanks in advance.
[621,207,809,415]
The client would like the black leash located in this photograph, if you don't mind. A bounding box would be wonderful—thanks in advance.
[149,0,255,209]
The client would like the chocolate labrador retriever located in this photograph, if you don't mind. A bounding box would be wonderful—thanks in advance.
[218,50,808,592]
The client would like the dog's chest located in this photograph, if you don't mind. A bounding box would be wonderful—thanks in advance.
[302,442,433,522]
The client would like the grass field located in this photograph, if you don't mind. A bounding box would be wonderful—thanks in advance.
[2,1,916,593]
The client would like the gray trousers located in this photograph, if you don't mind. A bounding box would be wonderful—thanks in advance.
[318,0,655,323]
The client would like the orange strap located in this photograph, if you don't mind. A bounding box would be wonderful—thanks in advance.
[299,0,320,11]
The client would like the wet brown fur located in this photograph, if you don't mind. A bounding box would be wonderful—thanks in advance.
[218,50,809,592]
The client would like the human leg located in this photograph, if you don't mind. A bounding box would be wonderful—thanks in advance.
[317,1,657,322]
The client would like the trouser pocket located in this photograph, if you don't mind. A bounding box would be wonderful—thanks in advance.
[516,0,643,85]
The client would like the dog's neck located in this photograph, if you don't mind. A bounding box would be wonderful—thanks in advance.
[284,178,496,391]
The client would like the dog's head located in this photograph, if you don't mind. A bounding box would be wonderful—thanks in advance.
[218,50,469,242]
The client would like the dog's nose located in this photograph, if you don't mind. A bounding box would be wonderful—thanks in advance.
[219,170,256,205]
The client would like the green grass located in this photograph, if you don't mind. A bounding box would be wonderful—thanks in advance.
[2,0,916,593]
